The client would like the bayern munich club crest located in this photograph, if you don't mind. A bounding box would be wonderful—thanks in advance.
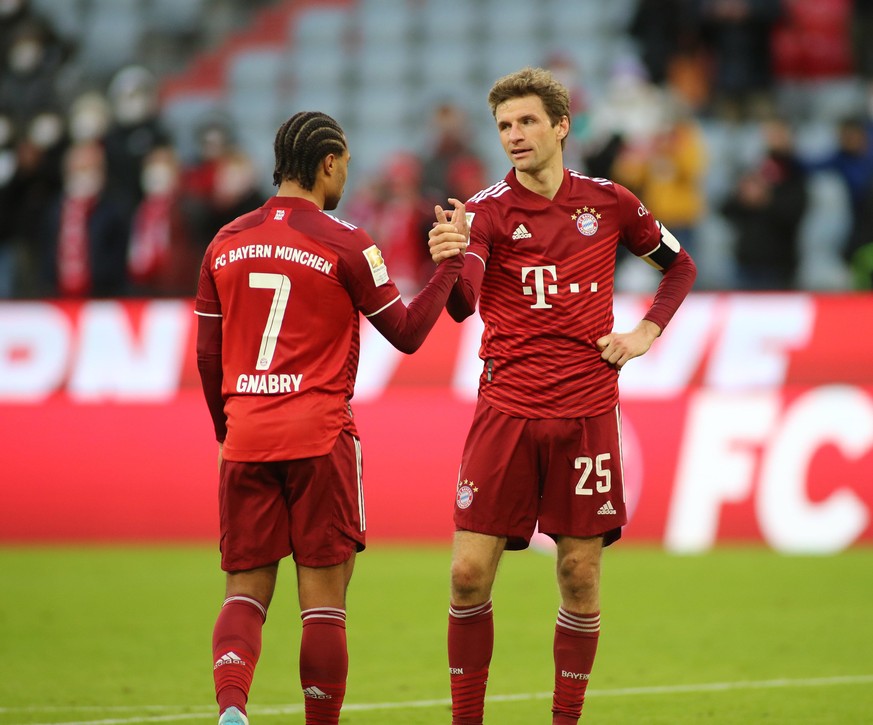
[456,479,478,509]
[572,207,600,237]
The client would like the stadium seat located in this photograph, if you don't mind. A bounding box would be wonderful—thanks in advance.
[356,0,416,45]
[415,36,480,89]
[226,48,287,92]
[287,43,351,88]
[482,0,545,42]
[76,2,143,74]
[355,41,415,87]
[29,0,86,39]
[285,85,348,121]
[419,0,482,40]
[289,5,352,48]
[161,94,226,163]
[144,0,206,34]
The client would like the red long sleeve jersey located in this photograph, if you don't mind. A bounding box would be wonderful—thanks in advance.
[454,169,695,419]
[195,196,408,461]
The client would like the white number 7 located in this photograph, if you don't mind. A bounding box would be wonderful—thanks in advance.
[249,272,291,370]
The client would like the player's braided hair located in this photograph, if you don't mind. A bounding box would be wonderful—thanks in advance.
[272,111,347,189]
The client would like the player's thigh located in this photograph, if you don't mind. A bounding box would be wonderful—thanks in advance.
[455,399,540,548]
[286,431,365,568]
[538,406,627,540]
[220,460,292,572]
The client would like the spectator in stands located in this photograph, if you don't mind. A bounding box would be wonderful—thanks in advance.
[418,101,488,207]
[345,151,433,298]
[612,97,708,258]
[583,55,667,179]
[68,90,112,145]
[182,114,237,204]
[103,65,171,216]
[188,148,264,251]
[127,144,199,296]
[0,110,17,297]
[630,0,698,86]
[694,0,784,120]
[11,109,67,296]
[847,173,873,288]
[38,140,130,298]
[804,115,873,264]
[853,0,873,89]
[720,118,808,289]
[771,0,857,121]
[0,16,69,127]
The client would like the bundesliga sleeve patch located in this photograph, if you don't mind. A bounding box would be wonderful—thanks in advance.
[363,244,389,286]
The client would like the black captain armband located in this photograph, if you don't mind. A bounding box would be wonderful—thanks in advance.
[640,222,681,271]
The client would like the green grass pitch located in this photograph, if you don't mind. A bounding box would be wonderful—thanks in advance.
[1,545,872,724]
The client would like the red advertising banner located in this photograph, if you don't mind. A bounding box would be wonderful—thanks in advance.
[1,294,871,551]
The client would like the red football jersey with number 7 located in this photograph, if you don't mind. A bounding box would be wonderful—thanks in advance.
[195,196,402,461]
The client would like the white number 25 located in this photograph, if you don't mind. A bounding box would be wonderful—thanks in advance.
[574,454,611,495]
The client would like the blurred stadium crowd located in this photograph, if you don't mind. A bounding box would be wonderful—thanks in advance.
[1,0,872,300]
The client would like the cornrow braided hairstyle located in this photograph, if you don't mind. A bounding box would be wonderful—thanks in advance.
[272,111,347,189]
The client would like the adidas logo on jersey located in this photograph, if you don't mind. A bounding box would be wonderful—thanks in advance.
[512,224,532,240]
[214,651,245,669]
[303,686,332,700]
[597,501,617,515]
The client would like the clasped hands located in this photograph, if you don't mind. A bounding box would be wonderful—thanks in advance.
[428,197,468,264]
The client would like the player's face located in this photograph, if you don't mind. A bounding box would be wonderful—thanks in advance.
[494,95,567,175]
[323,147,350,211]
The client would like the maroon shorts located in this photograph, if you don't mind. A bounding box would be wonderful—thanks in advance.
[219,432,365,571]
[454,398,627,549]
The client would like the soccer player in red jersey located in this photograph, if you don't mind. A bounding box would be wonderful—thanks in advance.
[428,68,697,724]
[195,111,467,725]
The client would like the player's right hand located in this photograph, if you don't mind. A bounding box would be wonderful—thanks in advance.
[429,201,468,263]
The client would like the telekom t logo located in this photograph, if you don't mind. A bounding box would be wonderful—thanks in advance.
[521,265,598,309]
[521,265,558,309]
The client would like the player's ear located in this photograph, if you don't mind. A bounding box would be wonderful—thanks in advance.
[322,153,336,176]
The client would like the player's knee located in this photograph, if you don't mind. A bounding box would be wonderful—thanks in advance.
[450,558,492,602]
[557,554,599,597]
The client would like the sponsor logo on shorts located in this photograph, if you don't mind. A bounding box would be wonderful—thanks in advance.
[597,500,617,515]
[456,479,478,509]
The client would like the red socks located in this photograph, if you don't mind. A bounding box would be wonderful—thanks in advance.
[448,600,494,725]
[552,608,600,724]
[212,595,268,715]
[299,607,348,725]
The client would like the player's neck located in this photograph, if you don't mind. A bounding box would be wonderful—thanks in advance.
[276,179,325,209]
[514,162,564,200]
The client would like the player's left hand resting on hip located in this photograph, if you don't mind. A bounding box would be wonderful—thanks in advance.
[596,319,662,370]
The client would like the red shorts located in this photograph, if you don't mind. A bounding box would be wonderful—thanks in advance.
[219,432,365,571]
[454,398,627,549]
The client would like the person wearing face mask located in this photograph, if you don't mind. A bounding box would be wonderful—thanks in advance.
[102,65,171,217]
[38,140,131,297]
[127,145,199,296]
[0,18,69,127]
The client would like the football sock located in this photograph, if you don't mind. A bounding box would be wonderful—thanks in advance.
[552,608,600,724]
[299,607,348,725]
[212,595,267,715]
[448,599,494,725]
